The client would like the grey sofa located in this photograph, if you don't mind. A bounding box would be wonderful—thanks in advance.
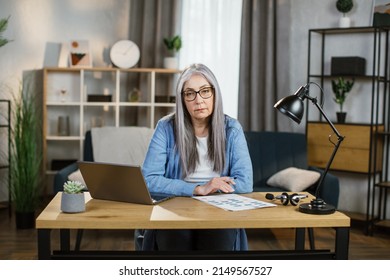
[245,131,339,207]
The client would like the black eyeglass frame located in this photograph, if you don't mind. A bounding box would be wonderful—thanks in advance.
[182,86,214,102]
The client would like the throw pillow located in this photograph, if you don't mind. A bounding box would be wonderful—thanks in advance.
[68,169,86,186]
[266,167,321,192]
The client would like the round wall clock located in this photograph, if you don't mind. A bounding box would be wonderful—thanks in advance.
[110,40,140,69]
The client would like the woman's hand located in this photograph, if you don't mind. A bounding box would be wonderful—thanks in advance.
[193,177,236,196]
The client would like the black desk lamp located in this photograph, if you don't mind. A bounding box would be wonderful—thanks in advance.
[274,82,345,214]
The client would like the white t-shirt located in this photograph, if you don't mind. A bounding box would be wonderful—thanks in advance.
[185,136,220,183]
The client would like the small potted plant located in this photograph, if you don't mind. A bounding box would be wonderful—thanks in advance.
[336,0,354,28]
[332,77,354,123]
[163,35,182,69]
[61,181,86,213]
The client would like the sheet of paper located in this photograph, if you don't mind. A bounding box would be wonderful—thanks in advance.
[193,194,276,211]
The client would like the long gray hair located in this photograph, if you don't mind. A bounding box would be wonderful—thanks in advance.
[175,63,226,178]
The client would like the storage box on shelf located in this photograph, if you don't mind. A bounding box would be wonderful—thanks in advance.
[306,27,389,233]
[43,67,180,193]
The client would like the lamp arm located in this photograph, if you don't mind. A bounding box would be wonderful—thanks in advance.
[310,97,345,198]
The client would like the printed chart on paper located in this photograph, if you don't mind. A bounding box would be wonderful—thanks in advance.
[193,194,276,211]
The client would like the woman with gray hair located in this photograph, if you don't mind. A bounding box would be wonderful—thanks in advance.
[141,63,253,250]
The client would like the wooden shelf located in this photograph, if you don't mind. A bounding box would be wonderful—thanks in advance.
[375,181,390,188]
[43,67,180,194]
[374,220,390,228]
[341,211,366,222]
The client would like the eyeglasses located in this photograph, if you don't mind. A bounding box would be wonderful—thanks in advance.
[182,86,214,101]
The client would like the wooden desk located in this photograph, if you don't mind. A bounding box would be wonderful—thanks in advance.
[36,192,350,259]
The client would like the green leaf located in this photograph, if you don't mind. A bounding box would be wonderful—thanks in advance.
[10,78,43,212]
[0,16,11,48]
[163,35,182,53]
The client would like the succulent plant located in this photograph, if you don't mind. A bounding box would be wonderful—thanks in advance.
[63,181,85,194]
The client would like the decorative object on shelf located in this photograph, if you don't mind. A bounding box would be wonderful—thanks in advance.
[155,95,176,103]
[61,180,86,213]
[332,77,354,123]
[69,40,92,67]
[59,88,67,102]
[10,80,43,229]
[336,0,354,28]
[110,40,140,69]
[0,15,11,48]
[57,115,70,136]
[372,1,390,27]
[91,116,104,128]
[274,81,345,215]
[331,56,365,76]
[87,94,112,102]
[128,87,141,102]
[163,35,182,69]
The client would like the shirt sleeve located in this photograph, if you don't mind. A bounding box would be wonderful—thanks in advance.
[142,119,198,196]
[225,120,253,194]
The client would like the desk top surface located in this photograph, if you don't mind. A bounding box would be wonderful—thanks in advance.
[36,192,350,230]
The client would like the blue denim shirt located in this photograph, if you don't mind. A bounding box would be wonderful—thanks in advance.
[142,114,253,196]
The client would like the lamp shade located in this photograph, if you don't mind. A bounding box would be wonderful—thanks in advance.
[274,94,304,124]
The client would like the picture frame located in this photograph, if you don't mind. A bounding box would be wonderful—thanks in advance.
[68,40,92,67]
[372,1,390,27]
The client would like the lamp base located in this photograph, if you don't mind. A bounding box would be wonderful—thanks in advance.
[299,198,335,215]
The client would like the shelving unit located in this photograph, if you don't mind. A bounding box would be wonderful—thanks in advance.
[305,27,390,234]
[0,99,11,215]
[43,67,180,193]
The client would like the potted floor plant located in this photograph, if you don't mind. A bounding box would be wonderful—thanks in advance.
[10,80,43,229]
[61,180,86,213]
[163,35,182,69]
[332,77,354,123]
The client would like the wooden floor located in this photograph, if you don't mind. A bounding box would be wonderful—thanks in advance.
[1,203,390,260]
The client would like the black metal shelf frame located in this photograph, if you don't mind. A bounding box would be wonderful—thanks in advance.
[306,27,390,235]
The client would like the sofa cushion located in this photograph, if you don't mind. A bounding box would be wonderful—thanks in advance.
[91,126,154,165]
[245,131,308,192]
[266,167,321,192]
[68,169,86,186]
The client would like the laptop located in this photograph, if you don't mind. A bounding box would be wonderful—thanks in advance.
[78,161,175,205]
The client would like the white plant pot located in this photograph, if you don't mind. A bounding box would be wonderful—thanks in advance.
[163,57,178,69]
[339,17,351,28]
[61,192,85,213]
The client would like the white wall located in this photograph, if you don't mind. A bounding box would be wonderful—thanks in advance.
[0,0,130,95]
[0,0,385,216]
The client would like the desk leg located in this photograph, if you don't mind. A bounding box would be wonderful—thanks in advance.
[37,229,51,260]
[295,228,305,250]
[60,229,71,251]
[335,227,349,260]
